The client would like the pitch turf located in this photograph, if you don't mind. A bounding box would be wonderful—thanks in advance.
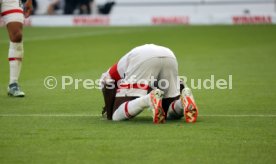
[0,25,276,164]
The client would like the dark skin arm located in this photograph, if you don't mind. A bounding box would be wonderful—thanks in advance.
[102,82,137,120]
[101,83,117,120]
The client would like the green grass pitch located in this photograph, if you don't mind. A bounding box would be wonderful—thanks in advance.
[0,25,276,163]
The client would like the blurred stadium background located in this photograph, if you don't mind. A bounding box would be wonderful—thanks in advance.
[0,0,275,164]
[1,0,275,26]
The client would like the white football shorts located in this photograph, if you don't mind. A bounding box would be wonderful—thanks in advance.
[0,0,24,25]
[116,57,180,98]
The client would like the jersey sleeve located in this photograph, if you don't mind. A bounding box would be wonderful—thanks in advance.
[108,63,122,81]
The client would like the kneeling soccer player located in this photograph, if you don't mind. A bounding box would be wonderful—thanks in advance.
[100,44,198,124]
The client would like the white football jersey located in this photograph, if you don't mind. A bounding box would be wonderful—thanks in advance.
[107,44,176,81]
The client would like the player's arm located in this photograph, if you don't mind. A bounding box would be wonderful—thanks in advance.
[24,0,33,18]
[101,64,121,120]
[101,82,117,120]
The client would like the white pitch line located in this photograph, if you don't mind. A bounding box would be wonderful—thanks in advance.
[0,114,99,117]
[0,114,275,117]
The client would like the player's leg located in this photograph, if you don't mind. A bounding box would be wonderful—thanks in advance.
[112,89,165,123]
[7,22,24,83]
[112,57,166,123]
[112,96,149,121]
[1,0,25,97]
[158,57,180,117]
[7,22,25,97]
[159,57,198,122]
[165,82,184,120]
[163,96,182,120]
[163,67,198,122]
[167,87,198,122]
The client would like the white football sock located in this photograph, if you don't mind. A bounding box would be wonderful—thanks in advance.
[167,99,184,119]
[8,42,23,84]
[9,60,22,84]
[112,94,151,121]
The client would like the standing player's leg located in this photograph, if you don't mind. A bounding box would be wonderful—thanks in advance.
[1,0,25,97]
[7,22,25,97]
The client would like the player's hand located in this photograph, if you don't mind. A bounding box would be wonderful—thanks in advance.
[102,106,107,118]
[24,0,33,18]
